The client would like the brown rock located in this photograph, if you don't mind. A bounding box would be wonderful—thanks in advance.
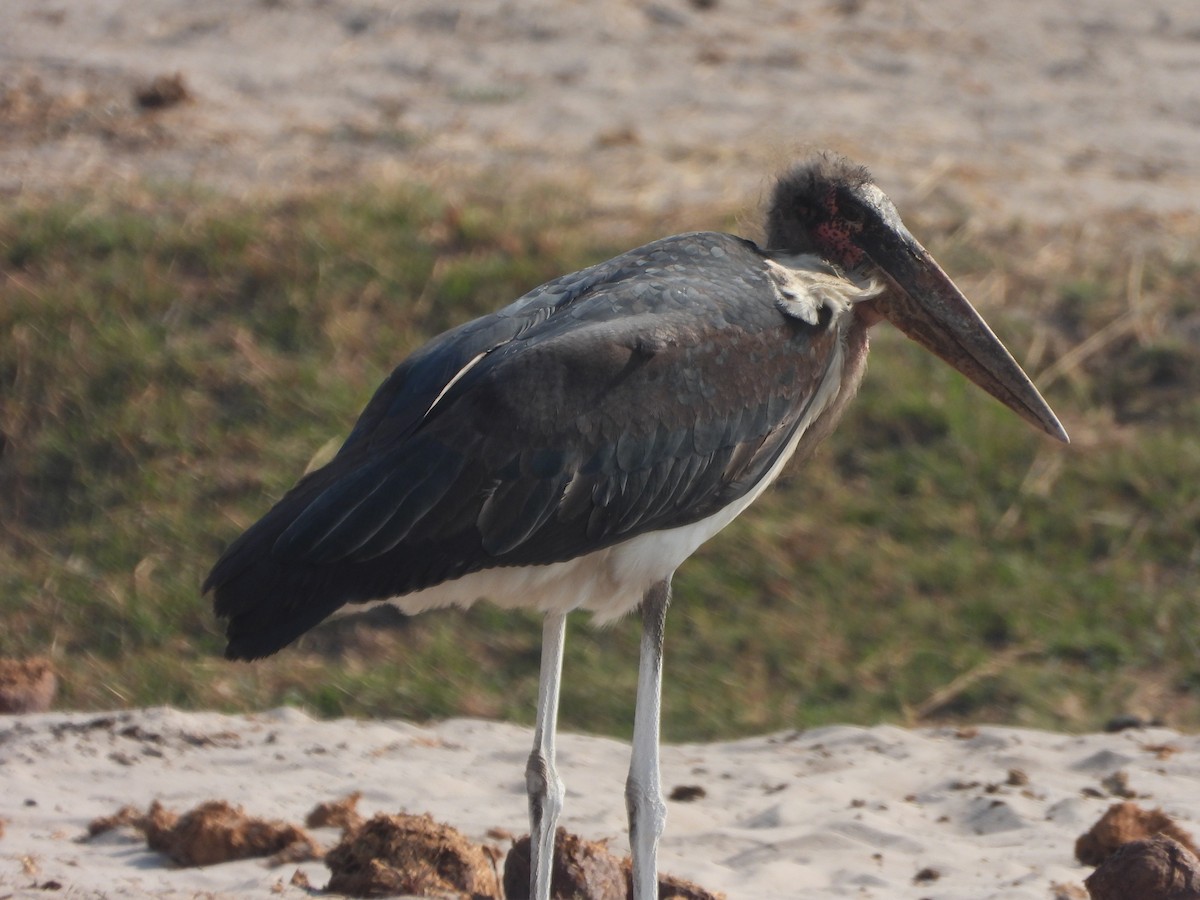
[0,658,56,713]
[1076,802,1200,866]
[1085,835,1200,900]
[325,812,499,898]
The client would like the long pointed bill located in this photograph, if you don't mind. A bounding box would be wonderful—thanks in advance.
[858,214,1069,444]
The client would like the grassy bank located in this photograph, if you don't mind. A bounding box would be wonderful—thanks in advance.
[2,183,1199,740]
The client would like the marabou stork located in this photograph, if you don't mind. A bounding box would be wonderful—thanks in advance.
[205,153,1067,900]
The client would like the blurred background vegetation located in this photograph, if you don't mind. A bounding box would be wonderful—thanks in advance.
[2,181,1199,741]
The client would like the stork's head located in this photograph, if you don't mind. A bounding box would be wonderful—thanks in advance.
[767,153,1068,443]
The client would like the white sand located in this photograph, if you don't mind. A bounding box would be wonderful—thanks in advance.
[2,707,1197,898]
[4,0,1200,223]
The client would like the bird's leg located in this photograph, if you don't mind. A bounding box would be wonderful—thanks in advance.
[626,578,671,900]
[526,611,567,900]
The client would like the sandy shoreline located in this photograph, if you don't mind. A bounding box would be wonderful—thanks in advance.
[5,0,1200,224]
[2,707,1198,898]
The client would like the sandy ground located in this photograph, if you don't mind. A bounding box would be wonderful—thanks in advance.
[4,0,1200,223]
[3,707,1199,899]
[5,2,1200,898]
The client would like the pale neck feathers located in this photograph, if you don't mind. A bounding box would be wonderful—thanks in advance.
[765,254,883,326]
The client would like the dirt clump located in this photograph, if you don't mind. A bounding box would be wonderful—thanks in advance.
[86,804,145,837]
[324,812,499,898]
[503,827,724,900]
[306,791,365,834]
[87,799,319,867]
[1084,835,1200,900]
[503,828,625,899]
[631,867,725,900]
[147,799,318,866]
[1076,801,1200,867]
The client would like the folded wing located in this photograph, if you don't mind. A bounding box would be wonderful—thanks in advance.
[206,233,842,658]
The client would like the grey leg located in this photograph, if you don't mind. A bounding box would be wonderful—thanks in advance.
[626,579,671,900]
[526,611,567,900]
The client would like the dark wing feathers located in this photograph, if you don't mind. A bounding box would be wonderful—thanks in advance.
[205,250,625,596]
[208,232,840,658]
[335,248,639,457]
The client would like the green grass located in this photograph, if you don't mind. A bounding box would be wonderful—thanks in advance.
[2,184,1199,741]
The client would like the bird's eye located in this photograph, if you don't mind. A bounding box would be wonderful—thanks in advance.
[836,192,867,229]
[842,209,866,234]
